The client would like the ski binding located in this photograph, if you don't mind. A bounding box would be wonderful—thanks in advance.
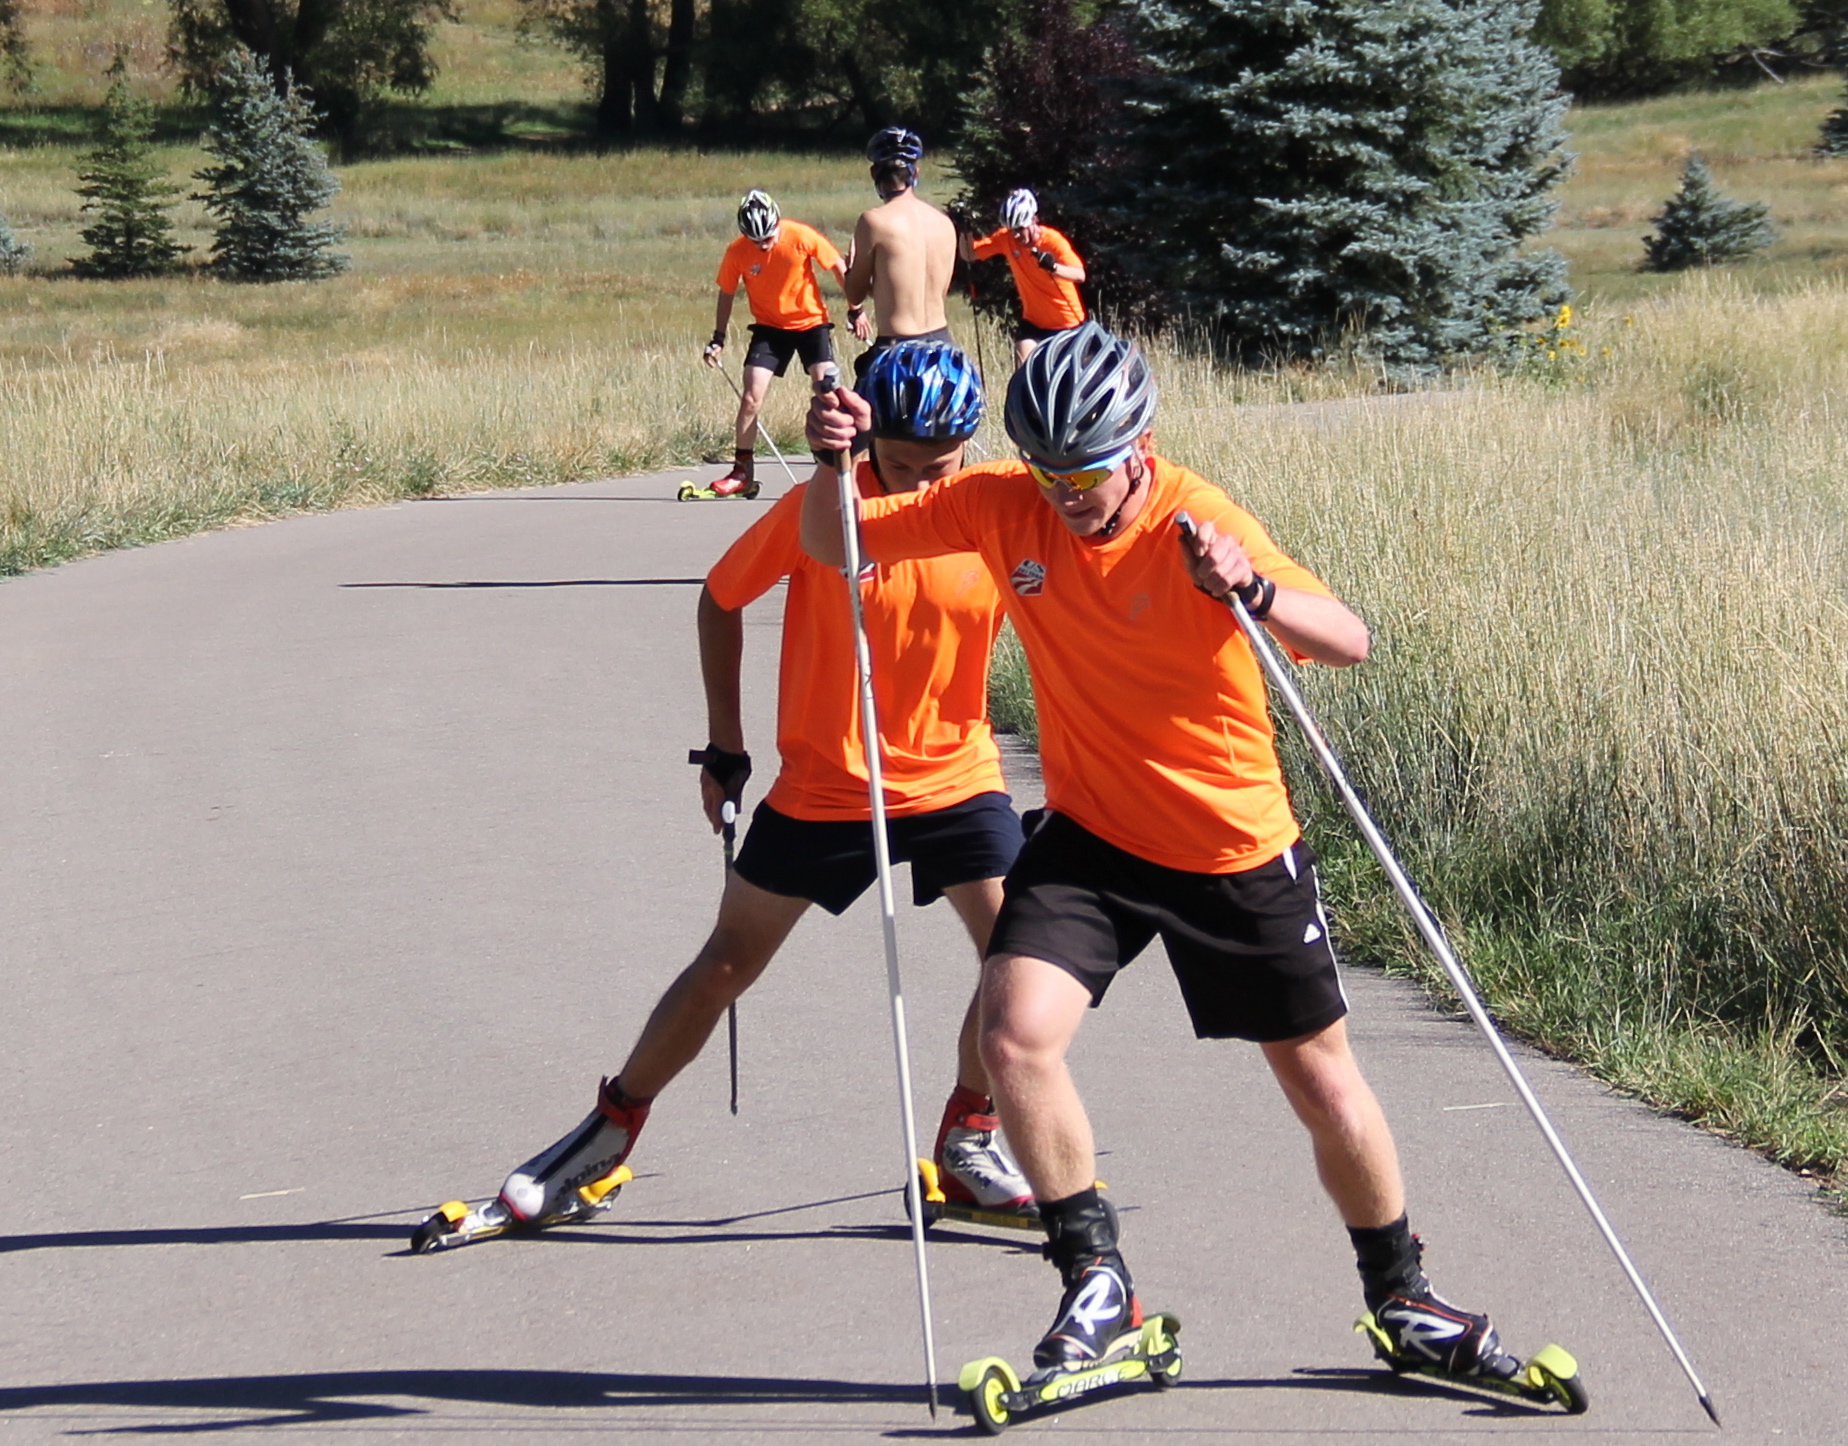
[959,1313,1182,1434]
[1355,1311,1589,1414]
[410,1165,633,1254]
[908,1158,1042,1232]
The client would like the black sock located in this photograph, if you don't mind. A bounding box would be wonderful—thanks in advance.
[733,448,754,477]
[1039,1188,1120,1282]
[1348,1214,1426,1310]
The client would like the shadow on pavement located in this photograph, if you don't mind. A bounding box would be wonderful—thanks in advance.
[0,1223,409,1254]
[0,1368,928,1431]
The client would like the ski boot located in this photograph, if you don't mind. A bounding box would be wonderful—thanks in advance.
[677,456,760,502]
[1352,1226,1588,1413]
[410,1078,648,1253]
[911,1086,1040,1232]
[958,1192,1180,1433]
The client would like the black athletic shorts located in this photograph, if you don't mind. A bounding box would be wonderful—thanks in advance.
[987,812,1349,1042]
[733,791,1023,916]
[744,323,835,378]
[1015,320,1077,344]
[852,326,956,384]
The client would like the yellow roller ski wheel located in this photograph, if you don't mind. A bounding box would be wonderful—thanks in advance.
[1525,1344,1590,1414]
[972,1364,1012,1434]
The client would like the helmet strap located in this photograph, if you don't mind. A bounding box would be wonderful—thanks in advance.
[1096,455,1145,540]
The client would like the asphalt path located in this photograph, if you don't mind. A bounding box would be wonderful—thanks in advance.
[3,470,1844,1442]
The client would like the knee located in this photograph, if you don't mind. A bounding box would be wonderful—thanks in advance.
[683,933,767,1008]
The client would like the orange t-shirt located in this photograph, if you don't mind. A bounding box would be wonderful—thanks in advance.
[716,220,843,331]
[969,225,1086,330]
[856,456,1336,873]
[705,462,1006,821]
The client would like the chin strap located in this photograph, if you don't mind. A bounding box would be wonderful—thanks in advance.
[1096,458,1145,539]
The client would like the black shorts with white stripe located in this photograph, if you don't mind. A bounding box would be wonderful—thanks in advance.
[987,812,1348,1042]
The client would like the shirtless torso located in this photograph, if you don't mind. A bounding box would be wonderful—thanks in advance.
[845,189,956,339]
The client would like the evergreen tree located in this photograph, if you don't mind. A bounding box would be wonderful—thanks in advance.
[0,203,28,276]
[1,0,28,92]
[1641,153,1775,270]
[194,48,348,281]
[1104,0,1572,368]
[1820,74,1848,156]
[72,55,188,279]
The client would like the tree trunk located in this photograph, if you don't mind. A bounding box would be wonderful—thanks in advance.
[837,46,888,132]
[658,0,695,134]
[597,28,633,137]
[627,0,660,132]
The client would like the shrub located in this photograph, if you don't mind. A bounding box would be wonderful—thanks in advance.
[0,204,27,275]
[72,55,188,279]
[1820,74,1848,156]
[194,48,348,281]
[1641,154,1775,271]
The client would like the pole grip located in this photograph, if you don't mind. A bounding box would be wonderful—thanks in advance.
[812,363,847,474]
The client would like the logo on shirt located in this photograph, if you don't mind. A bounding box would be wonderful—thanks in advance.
[1010,559,1047,597]
[841,559,877,583]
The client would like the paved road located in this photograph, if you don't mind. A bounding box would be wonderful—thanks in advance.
[3,472,1843,1441]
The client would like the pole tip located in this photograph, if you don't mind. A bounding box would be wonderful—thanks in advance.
[1699,1393,1720,1427]
[927,1384,939,1419]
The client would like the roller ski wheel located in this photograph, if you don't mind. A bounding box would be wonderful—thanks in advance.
[1355,1312,1588,1414]
[958,1313,1181,1434]
[409,1165,633,1254]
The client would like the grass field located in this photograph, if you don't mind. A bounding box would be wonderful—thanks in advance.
[5,5,1848,1191]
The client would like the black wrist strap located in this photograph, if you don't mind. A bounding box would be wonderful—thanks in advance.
[1234,574,1276,621]
[689,743,752,800]
[709,330,726,346]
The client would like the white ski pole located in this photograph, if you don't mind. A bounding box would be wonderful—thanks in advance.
[713,362,805,490]
[816,364,941,1417]
[1174,512,1719,1427]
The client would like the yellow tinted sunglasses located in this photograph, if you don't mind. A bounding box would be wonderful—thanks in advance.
[1023,445,1135,492]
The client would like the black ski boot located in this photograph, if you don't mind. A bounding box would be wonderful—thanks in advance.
[1034,1189,1142,1373]
[1352,1217,1520,1382]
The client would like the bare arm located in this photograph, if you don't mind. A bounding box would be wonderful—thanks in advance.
[706,291,736,367]
[844,214,875,308]
[696,584,746,828]
[1176,517,1370,667]
[798,385,871,566]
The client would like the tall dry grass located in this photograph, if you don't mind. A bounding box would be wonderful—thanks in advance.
[1004,277,1848,1175]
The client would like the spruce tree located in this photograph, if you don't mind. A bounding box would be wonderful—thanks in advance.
[1820,75,1848,157]
[194,48,348,282]
[1103,0,1572,367]
[72,55,187,279]
[0,204,27,276]
[1641,154,1775,271]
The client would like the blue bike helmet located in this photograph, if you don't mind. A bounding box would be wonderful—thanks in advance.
[859,341,984,441]
[867,127,924,193]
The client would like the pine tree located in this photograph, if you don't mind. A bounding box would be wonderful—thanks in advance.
[1820,75,1848,156]
[194,48,348,282]
[1103,0,1572,368]
[72,55,187,279]
[1641,154,1775,271]
[0,204,28,276]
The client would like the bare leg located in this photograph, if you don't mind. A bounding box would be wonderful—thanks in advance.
[733,365,774,452]
[942,876,1005,1094]
[1261,1018,1406,1228]
[978,952,1095,1199]
[1014,337,1037,368]
[617,872,809,1100]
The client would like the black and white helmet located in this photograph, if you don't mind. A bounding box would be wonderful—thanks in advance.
[1001,188,1038,230]
[737,189,779,242]
[1004,320,1157,470]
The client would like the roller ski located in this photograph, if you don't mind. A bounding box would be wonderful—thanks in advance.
[961,1313,1182,1434]
[1349,1226,1588,1414]
[411,1077,650,1253]
[678,459,760,502]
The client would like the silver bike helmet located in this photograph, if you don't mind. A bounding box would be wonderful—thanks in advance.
[1001,188,1038,230]
[737,189,779,242]
[1004,320,1157,470]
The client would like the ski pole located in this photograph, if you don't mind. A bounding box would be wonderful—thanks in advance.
[713,362,805,490]
[723,798,740,1116]
[1173,511,1719,1427]
[815,363,941,1418]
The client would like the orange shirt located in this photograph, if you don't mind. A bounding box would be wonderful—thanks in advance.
[969,225,1086,330]
[717,220,843,331]
[856,456,1335,873]
[705,462,1005,821]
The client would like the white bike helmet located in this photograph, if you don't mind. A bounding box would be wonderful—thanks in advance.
[1001,188,1039,230]
[737,189,779,242]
